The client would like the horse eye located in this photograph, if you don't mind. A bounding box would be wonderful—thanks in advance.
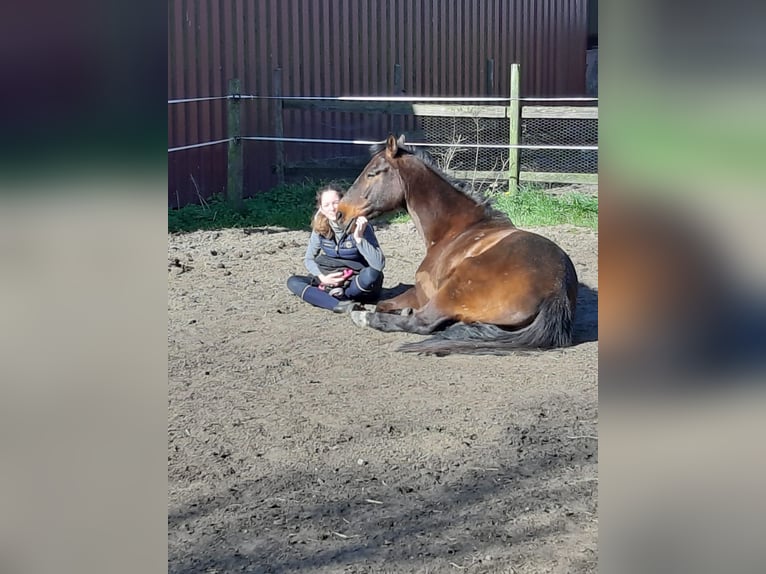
[367,166,388,178]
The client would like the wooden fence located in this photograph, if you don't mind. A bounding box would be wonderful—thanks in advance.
[224,64,597,206]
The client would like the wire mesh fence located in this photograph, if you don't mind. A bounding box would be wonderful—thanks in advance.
[520,116,598,174]
[419,115,510,173]
[245,105,598,190]
[413,107,598,193]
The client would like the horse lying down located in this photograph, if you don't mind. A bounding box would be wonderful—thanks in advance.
[335,134,579,356]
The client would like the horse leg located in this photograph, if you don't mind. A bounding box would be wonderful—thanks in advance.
[351,301,452,334]
[375,286,420,315]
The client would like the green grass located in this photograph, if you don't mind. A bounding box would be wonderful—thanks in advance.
[168,180,328,233]
[168,181,598,233]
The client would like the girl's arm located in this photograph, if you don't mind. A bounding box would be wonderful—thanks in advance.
[355,222,386,271]
[303,231,323,276]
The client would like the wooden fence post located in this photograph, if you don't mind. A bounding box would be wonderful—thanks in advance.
[273,68,285,185]
[226,78,243,210]
[507,63,521,193]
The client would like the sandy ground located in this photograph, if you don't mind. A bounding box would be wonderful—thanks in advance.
[168,221,598,573]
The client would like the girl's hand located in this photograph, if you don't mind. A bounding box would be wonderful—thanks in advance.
[318,271,345,287]
[353,215,368,243]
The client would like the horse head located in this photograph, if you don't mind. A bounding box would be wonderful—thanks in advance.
[336,134,408,233]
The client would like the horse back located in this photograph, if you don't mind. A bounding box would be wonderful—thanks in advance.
[417,223,577,325]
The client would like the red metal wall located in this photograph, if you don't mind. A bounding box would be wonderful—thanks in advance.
[168,0,588,208]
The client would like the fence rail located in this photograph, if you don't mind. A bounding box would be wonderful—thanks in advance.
[169,64,598,207]
[270,64,597,193]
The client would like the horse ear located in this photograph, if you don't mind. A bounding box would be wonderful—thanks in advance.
[386,134,398,158]
[397,134,406,146]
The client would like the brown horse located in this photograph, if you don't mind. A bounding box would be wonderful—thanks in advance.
[335,135,579,355]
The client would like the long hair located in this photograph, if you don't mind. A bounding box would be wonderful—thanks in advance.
[311,184,344,238]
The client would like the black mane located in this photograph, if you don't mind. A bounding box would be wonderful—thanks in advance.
[369,139,507,220]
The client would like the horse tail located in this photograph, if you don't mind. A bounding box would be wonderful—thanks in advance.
[397,289,576,356]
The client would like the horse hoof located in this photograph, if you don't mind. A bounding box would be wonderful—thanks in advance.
[350,310,369,327]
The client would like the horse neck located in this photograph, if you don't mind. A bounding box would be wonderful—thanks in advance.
[403,167,484,244]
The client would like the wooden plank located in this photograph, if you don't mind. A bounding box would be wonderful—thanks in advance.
[412,103,508,118]
[282,99,508,118]
[519,171,598,184]
[522,106,598,119]
[446,170,509,181]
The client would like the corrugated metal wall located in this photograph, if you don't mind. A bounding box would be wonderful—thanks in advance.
[168,0,588,208]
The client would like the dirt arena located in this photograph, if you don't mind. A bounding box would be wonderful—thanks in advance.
[168,221,598,573]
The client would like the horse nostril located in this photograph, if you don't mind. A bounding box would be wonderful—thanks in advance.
[336,211,344,222]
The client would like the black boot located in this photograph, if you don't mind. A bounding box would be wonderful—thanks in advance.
[332,300,365,314]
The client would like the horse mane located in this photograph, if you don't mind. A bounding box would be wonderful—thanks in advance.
[369,140,508,221]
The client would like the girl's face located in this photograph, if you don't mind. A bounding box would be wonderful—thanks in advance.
[319,189,341,221]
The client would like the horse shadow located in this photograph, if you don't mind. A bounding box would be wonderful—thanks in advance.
[378,282,413,301]
[376,282,598,346]
[573,283,598,345]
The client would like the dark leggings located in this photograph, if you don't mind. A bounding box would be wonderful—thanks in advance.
[286,268,383,310]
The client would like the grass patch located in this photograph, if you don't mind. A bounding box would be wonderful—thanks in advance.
[168,180,328,233]
[169,181,598,233]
